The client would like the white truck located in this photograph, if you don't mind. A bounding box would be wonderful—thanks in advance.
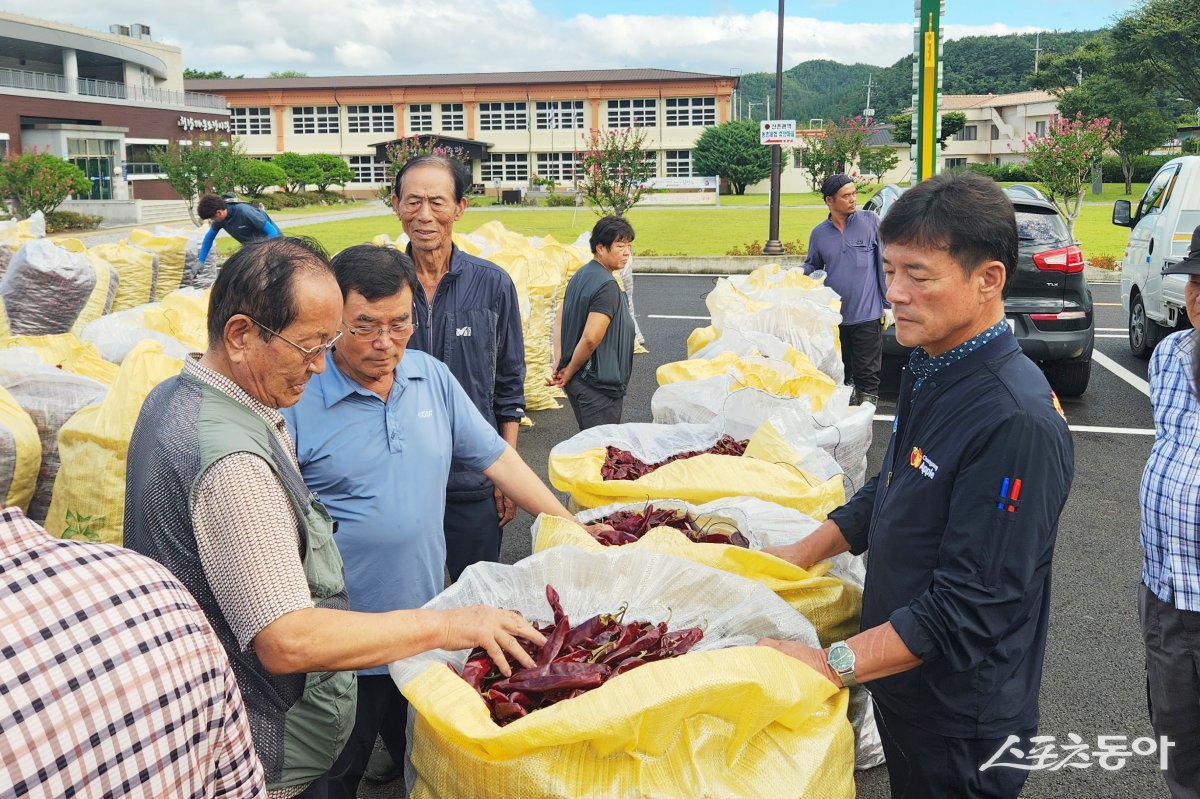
[1112,155,1200,357]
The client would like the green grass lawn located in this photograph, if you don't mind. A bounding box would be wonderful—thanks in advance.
[220,182,1142,261]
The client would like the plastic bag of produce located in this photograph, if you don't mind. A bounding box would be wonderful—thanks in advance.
[55,239,120,333]
[548,419,845,516]
[44,341,184,545]
[80,305,192,364]
[91,241,158,312]
[0,384,41,512]
[0,349,107,524]
[656,349,837,410]
[391,545,854,799]
[142,288,209,350]
[130,228,189,300]
[0,239,97,335]
[0,334,119,385]
[0,211,46,282]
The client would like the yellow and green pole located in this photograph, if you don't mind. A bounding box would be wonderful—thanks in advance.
[913,0,944,182]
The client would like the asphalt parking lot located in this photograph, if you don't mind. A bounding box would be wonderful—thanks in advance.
[366,276,1172,798]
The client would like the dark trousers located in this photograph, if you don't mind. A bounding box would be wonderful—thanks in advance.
[444,494,503,582]
[295,777,329,798]
[874,703,1033,799]
[1140,584,1200,798]
[839,319,884,396]
[327,674,409,799]
[564,378,624,430]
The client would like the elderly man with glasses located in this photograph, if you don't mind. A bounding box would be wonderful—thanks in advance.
[279,244,597,798]
[125,237,544,799]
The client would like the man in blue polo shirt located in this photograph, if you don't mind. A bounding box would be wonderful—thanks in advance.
[282,244,594,799]
[803,174,889,405]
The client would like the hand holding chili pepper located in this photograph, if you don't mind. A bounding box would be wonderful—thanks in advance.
[438,605,546,677]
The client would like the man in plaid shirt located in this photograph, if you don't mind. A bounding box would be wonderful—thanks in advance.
[1139,226,1200,798]
[0,506,264,798]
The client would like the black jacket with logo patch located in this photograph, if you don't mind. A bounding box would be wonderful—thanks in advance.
[830,330,1074,738]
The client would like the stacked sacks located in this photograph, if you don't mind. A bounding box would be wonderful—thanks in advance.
[0,334,119,385]
[0,211,45,281]
[92,241,158,312]
[130,228,189,299]
[548,419,844,518]
[45,340,184,545]
[81,303,193,364]
[57,239,120,334]
[0,385,41,512]
[0,349,107,524]
[0,240,98,335]
[390,545,854,798]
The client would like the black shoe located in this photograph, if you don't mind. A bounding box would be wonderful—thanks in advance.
[364,748,402,783]
[859,393,879,407]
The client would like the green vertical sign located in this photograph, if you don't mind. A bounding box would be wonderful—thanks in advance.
[914,0,943,182]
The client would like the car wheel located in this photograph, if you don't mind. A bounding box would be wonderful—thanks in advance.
[1046,359,1092,398]
[1129,293,1166,359]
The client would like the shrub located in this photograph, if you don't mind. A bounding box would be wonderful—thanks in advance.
[544,192,577,207]
[0,151,91,217]
[44,210,103,233]
[1088,254,1119,271]
[234,159,287,197]
[1100,155,1172,183]
[726,239,807,256]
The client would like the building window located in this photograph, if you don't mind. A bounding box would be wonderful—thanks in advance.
[347,154,388,184]
[535,152,581,183]
[292,105,339,134]
[408,103,433,133]
[641,151,658,178]
[441,103,465,132]
[1034,120,1047,138]
[231,106,272,136]
[346,105,394,134]
[955,125,978,142]
[480,152,529,182]
[607,99,657,128]
[536,100,584,130]
[994,156,1002,166]
[479,102,528,131]
[124,143,164,175]
[991,124,1001,141]
[665,97,716,127]
[944,157,968,169]
[665,149,693,177]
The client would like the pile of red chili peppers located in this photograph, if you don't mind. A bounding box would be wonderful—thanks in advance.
[600,434,749,481]
[592,504,750,548]
[458,585,704,725]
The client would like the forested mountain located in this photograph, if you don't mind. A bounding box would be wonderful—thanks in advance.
[736,30,1101,123]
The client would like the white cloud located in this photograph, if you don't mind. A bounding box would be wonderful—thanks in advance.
[2,3,1041,76]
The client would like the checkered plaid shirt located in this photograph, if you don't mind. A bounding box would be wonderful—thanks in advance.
[0,507,265,798]
[1140,330,1200,612]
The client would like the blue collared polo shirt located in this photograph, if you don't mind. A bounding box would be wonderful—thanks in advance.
[282,349,506,675]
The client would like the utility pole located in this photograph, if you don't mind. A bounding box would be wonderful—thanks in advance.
[863,73,876,123]
[763,0,785,256]
[1031,32,1043,74]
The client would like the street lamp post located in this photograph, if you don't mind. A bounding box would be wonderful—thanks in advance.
[762,0,786,256]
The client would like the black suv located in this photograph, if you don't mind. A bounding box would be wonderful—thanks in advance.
[869,185,1095,396]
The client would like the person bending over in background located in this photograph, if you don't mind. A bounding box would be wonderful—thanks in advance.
[197,192,281,263]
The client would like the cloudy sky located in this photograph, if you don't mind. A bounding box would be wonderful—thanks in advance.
[9,1,1136,76]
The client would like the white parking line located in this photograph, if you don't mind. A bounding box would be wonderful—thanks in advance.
[872,414,1153,436]
[1091,351,1151,397]
[1096,327,1125,332]
[1096,334,1126,338]
[648,314,711,320]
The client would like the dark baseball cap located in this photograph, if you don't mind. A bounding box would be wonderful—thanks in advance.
[821,173,855,198]
[1163,224,1200,276]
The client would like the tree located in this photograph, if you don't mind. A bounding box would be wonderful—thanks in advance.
[691,119,773,195]
[267,70,308,78]
[578,127,654,216]
[888,111,967,150]
[233,159,287,197]
[151,133,243,223]
[1020,112,1118,236]
[794,117,874,191]
[0,150,91,217]
[380,136,471,203]
[308,153,353,193]
[183,68,242,79]
[272,152,321,193]
[1111,0,1200,115]
[858,146,901,183]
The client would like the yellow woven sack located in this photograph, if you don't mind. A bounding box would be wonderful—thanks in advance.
[142,289,210,350]
[548,424,845,516]
[450,231,485,256]
[91,242,157,312]
[742,263,825,291]
[1,334,119,385]
[467,220,530,250]
[0,384,41,511]
[686,324,720,357]
[535,515,861,645]
[57,239,119,334]
[44,341,183,544]
[402,645,853,799]
[130,229,188,301]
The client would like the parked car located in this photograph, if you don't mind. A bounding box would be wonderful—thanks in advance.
[867,184,1095,396]
[1111,155,1199,357]
[861,184,907,217]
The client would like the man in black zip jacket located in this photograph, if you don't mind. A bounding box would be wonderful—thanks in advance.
[761,171,1074,798]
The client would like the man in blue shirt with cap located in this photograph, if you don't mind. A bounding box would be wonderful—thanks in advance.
[803,173,890,405]
[282,244,599,799]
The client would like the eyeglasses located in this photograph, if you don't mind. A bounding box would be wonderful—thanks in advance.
[342,320,419,341]
[249,317,343,364]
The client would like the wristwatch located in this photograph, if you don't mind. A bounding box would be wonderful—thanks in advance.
[826,641,858,688]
